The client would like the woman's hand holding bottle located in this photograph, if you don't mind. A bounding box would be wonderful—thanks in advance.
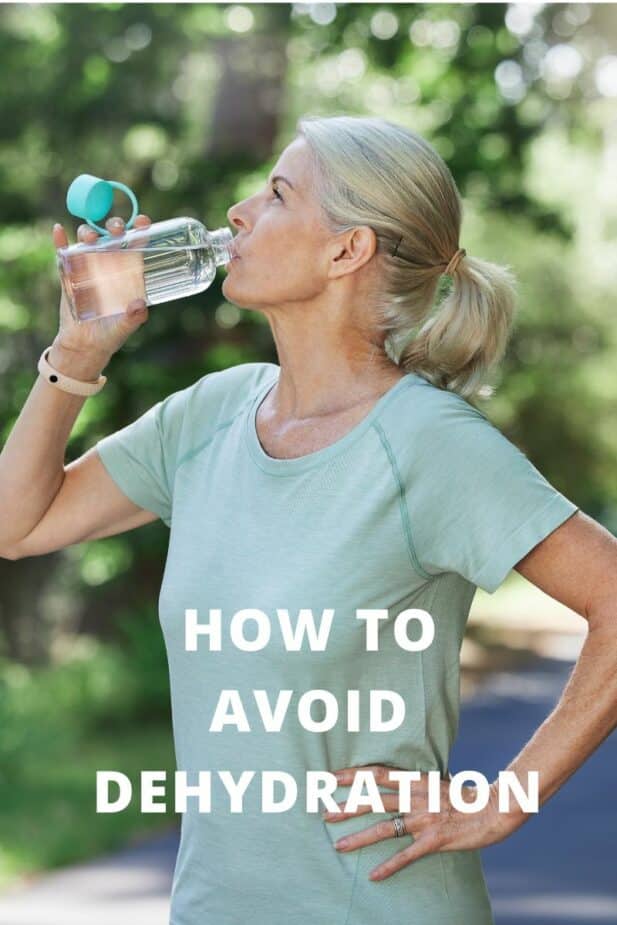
[49,214,152,380]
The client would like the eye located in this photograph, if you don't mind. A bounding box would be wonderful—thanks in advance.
[271,184,283,202]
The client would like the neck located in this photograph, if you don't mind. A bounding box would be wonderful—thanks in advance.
[263,309,403,420]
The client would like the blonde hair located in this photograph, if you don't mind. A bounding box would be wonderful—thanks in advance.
[296,114,518,399]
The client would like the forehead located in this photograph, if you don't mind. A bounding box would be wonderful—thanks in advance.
[271,137,313,191]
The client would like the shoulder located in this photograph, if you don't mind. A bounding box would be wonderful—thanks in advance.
[162,361,277,418]
[157,361,278,453]
[180,361,278,420]
[376,372,519,470]
[378,371,495,439]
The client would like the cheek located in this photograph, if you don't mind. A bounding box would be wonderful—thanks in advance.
[265,252,325,298]
[224,260,324,305]
[225,221,327,302]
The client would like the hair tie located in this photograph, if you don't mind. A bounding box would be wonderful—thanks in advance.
[391,238,467,274]
[444,247,466,276]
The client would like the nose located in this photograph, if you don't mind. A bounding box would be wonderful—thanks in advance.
[227,201,249,233]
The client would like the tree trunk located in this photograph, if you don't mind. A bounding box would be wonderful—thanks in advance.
[205,6,292,159]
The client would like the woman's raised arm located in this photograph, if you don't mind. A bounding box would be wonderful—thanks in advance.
[0,215,157,559]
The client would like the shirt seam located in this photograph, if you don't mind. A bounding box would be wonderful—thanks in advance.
[154,401,172,504]
[342,845,362,925]
[174,394,256,474]
[96,438,172,527]
[372,420,434,583]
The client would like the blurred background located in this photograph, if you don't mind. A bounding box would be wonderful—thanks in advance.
[0,2,616,922]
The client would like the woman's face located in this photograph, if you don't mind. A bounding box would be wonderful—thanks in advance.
[223,137,336,312]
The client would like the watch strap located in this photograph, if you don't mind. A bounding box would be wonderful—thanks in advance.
[38,346,107,396]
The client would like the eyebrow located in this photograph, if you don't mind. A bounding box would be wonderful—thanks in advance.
[269,174,296,192]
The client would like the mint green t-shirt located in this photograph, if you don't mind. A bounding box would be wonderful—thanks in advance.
[96,362,578,925]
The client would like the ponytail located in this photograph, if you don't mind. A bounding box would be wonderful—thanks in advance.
[394,254,518,399]
[296,114,519,399]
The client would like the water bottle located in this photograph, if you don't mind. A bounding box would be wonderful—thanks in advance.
[56,174,235,323]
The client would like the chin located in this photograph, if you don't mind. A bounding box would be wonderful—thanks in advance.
[222,278,248,307]
[221,278,274,312]
[221,284,261,314]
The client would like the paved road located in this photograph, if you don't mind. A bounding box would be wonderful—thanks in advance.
[1,653,615,924]
[0,829,177,925]
[452,653,617,925]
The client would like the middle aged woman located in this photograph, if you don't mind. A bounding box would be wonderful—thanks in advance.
[1,115,616,925]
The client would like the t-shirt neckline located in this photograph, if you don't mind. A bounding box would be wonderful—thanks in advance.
[245,368,420,476]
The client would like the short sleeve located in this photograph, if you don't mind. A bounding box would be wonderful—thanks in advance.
[405,396,579,594]
[95,386,191,528]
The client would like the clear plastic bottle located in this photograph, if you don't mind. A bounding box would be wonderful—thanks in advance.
[56,217,235,323]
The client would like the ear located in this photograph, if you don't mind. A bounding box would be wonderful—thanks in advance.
[328,226,378,278]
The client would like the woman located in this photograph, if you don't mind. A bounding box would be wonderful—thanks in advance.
[1,115,616,925]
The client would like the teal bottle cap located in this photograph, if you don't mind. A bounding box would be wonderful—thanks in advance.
[66,174,139,236]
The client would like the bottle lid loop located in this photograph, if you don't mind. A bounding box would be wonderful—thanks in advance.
[66,175,139,236]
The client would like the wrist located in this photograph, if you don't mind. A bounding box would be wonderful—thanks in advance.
[488,779,530,836]
[48,340,111,381]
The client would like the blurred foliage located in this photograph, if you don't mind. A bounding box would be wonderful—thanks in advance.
[0,0,616,880]
[0,608,175,885]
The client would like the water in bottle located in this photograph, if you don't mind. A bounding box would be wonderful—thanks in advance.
[56,217,235,323]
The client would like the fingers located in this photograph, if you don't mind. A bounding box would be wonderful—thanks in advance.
[333,766,411,790]
[335,816,416,855]
[53,214,152,248]
[368,837,435,881]
[332,767,448,792]
[105,216,127,235]
[77,223,102,244]
[323,793,403,820]
[102,214,151,234]
[126,298,149,323]
[52,224,69,249]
